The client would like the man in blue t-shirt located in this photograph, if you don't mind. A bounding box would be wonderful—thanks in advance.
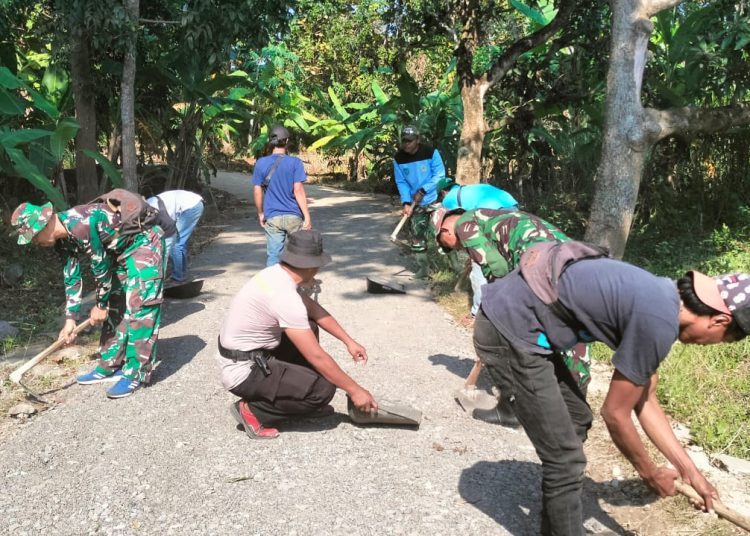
[252,126,312,266]
[393,125,445,259]
[476,249,750,534]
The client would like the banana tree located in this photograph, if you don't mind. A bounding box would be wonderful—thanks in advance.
[309,60,462,181]
[0,66,78,209]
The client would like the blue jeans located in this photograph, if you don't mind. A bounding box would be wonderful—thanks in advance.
[165,201,204,282]
[265,214,303,266]
[469,261,487,316]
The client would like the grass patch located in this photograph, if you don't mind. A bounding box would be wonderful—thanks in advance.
[657,341,750,458]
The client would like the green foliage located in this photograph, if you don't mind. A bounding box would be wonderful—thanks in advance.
[658,342,750,459]
[0,66,75,208]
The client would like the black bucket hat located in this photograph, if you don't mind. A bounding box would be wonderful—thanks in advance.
[280,230,332,269]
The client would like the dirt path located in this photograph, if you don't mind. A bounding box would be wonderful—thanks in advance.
[0,173,745,535]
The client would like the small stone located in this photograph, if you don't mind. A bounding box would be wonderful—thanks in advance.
[8,403,37,418]
[713,454,750,475]
[0,320,19,339]
[2,263,24,286]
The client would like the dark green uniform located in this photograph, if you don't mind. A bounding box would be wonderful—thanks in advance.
[57,204,166,382]
[455,209,591,388]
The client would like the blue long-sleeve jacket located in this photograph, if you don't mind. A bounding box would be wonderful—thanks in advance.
[393,144,445,206]
[442,184,518,211]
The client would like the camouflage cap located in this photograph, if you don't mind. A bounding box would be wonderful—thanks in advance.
[10,202,54,245]
[436,177,456,193]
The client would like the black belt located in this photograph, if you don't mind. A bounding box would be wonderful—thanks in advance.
[217,337,268,362]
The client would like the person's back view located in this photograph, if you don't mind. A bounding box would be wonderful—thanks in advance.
[252,125,312,266]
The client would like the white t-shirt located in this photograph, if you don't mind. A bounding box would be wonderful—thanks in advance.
[147,190,203,218]
[216,264,310,389]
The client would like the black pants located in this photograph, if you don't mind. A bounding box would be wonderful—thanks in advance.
[229,325,335,424]
[473,309,592,536]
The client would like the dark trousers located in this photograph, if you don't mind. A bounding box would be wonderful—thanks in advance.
[473,309,592,536]
[229,325,335,424]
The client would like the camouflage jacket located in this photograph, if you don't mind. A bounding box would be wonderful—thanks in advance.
[56,204,133,319]
[455,208,569,280]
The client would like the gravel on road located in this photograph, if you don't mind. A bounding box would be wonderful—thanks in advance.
[0,174,627,535]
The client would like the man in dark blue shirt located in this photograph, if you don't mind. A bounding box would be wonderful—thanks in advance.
[477,251,750,534]
[252,126,312,266]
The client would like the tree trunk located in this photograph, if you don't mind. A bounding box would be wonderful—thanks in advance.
[585,0,681,257]
[455,82,487,184]
[120,0,139,192]
[69,34,99,203]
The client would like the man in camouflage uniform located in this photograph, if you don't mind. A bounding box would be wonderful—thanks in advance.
[430,207,591,424]
[11,200,166,399]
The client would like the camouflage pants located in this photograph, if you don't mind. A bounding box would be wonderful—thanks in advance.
[562,342,591,391]
[409,204,439,252]
[98,228,166,383]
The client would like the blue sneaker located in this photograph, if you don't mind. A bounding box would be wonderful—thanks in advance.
[76,368,123,385]
[106,376,142,399]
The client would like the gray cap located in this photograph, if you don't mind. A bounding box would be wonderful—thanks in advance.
[401,125,420,141]
[269,125,291,145]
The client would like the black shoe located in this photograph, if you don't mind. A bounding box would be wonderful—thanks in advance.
[472,403,520,429]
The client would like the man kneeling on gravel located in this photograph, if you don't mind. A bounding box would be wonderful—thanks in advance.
[216,229,378,439]
[476,241,750,534]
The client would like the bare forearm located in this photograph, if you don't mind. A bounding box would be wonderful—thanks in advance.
[638,399,699,477]
[306,351,360,394]
[602,409,658,478]
[302,294,353,344]
[293,185,310,220]
[253,186,264,214]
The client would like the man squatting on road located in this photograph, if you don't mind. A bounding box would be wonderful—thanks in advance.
[475,238,750,535]
[10,200,166,399]
[431,207,592,426]
[216,229,378,439]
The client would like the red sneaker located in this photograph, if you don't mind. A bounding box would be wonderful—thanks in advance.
[230,401,280,439]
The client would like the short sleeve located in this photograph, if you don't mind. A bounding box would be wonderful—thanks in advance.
[611,313,677,385]
[269,289,310,330]
[293,158,306,183]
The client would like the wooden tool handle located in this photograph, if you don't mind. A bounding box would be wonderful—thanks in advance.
[9,319,93,384]
[390,213,409,241]
[674,480,750,532]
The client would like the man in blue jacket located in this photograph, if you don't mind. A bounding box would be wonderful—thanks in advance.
[393,125,445,259]
[437,177,518,212]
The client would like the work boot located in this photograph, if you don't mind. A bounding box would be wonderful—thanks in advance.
[413,252,430,279]
[472,401,520,429]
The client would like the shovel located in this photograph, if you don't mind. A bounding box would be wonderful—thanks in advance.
[164,278,204,299]
[9,319,92,402]
[347,396,422,427]
[366,276,406,294]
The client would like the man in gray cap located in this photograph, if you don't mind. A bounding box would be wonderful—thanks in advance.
[216,229,378,439]
[392,124,445,272]
[252,125,312,266]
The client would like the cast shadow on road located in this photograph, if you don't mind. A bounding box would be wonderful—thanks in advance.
[161,300,206,328]
[261,413,349,433]
[429,354,476,379]
[459,460,632,535]
[150,334,206,385]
